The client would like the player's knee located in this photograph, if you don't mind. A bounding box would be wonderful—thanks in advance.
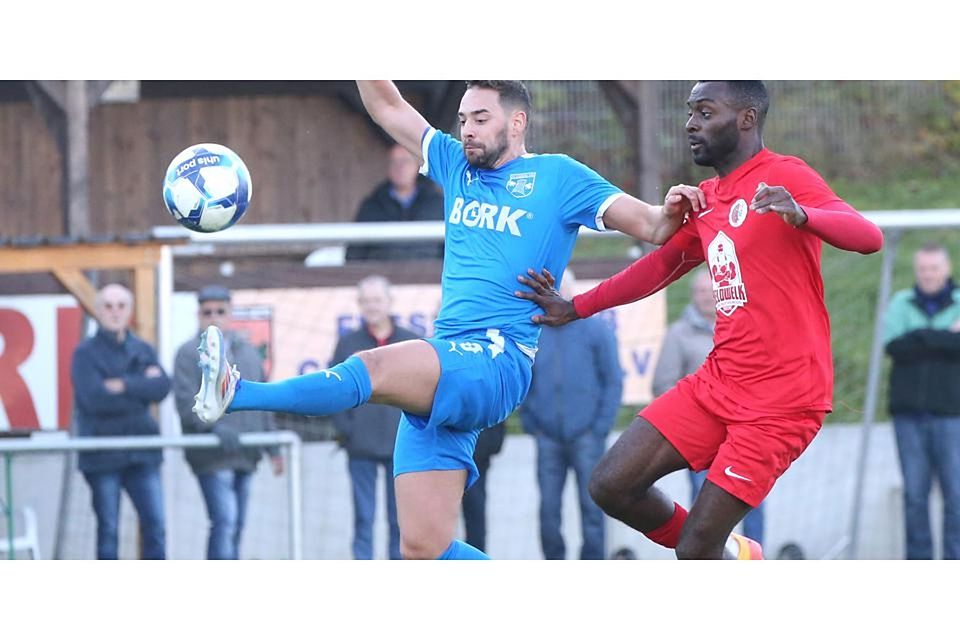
[588,463,621,515]
[353,348,380,376]
[400,533,448,560]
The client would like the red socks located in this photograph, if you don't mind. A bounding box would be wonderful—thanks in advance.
[644,502,688,549]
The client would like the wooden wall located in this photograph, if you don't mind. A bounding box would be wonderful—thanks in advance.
[0,102,63,237]
[1,92,393,237]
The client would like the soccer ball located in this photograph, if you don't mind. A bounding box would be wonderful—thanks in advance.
[162,143,252,233]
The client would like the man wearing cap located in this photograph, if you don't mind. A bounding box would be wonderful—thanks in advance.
[173,285,284,560]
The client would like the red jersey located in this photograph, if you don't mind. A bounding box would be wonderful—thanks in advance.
[575,148,883,414]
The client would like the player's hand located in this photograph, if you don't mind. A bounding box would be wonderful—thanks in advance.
[104,378,125,394]
[751,182,808,227]
[144,365,162,378]
[515,268,580,327]
[663,183,706,219]
[270,454,285,476]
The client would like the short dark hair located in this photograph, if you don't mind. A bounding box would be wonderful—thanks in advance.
[465,80,532,116]
[701,80,769,129]
[726,81,769,128]
[918,241,948,255]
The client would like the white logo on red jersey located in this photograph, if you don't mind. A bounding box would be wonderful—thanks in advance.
[729,199,748,228]
[707,231,748,317]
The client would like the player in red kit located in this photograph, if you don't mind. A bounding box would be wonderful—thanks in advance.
[516,81,883,559]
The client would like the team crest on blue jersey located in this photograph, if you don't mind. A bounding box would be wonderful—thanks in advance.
[506,172,536,198]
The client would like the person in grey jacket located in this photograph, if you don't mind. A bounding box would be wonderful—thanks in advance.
[652,267,764,545]
[174,285,283,560]
[519,269,623,560]
[73,284,170,559]
[330,275,419,560]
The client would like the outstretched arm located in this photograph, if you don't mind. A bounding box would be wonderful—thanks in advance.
[515,228,704,325]
[356,81,431,161]
[751,182,882,254]
[602,184,707,245]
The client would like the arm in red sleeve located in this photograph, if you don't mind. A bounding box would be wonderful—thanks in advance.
[802,204,884,254]
[573,226,704,318]
[769,156,883,254]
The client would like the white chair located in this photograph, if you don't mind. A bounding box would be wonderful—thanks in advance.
[0,506,41,560]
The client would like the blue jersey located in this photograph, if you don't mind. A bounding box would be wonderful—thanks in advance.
[420,127,623,356]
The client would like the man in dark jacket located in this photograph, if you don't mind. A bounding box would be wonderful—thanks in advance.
[72,284,170,559]
[345,143,444,261]
[883,242,960,559]
[174,285,283,560]
[461,420,506,553]
[331,275,419,559]
[519,270,623,560]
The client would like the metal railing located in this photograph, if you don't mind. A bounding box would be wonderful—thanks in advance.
[0,431,302,560]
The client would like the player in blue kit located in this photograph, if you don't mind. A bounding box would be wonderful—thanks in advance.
[193,80,705,559]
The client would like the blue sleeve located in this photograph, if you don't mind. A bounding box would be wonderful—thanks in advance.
[556,155,623,231]
[419,127,462,189]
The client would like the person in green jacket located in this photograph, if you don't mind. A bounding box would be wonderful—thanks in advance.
[883,241,960,559]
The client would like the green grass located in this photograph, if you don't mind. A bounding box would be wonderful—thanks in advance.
[571,234,636,260]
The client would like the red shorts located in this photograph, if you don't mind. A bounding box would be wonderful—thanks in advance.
[640,374,825,508]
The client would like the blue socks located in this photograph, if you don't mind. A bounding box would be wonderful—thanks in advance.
[437,539,490,560]
[229,355,372,415]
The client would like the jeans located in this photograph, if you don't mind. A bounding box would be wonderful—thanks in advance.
[348,457,400,560]
[536,431,607,560]
[893,413,960,560]
[462,458,492,552]
[196,469,253,560]
[83,463,166,560]
[689,470,765,545]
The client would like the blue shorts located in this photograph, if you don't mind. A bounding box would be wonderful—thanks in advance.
[393,331,533,488]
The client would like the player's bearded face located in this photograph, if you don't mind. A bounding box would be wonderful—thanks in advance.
[463,124,509,169]
[691,116,739,167]
[687,82,742,168]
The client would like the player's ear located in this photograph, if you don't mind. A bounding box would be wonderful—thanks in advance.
[740,106,758,131]
[511,109,527,136]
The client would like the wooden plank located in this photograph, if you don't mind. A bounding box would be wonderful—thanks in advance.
[134,266,156,345]
[65,81,91,237]
[0,243,163,273]
[8,98,64,236]
[50,268,98,316]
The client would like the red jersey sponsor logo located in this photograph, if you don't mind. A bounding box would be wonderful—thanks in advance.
[708,231,748,317]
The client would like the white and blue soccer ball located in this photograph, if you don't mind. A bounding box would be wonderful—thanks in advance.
[163,143,252,232]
